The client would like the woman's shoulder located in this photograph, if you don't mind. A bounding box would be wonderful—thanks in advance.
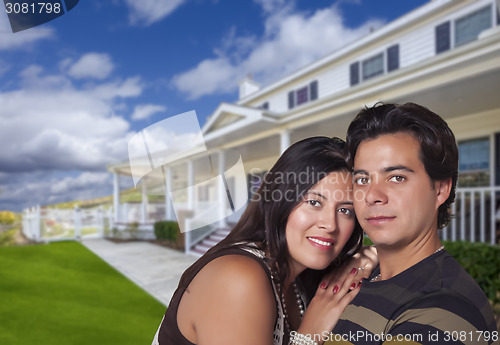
[197,253,273,293]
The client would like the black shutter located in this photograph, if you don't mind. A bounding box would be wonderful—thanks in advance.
[435,21,451,54]
[288,91,295,109]
[309,80,318,101]
[496,133,500,185]
[350,62,359,86]
[262,102,269,110]
[387,44,399,72]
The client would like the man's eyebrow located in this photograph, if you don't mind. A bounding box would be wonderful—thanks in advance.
[353,166,415,175]
[353,169,369,176]
[382,165,415,174]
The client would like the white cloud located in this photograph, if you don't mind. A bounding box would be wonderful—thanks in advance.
[50,172,111,194]
[0,64,143,174]
[0,12,54,50]
[123,0,187,26]
[172,1,384,99]
[131,104,167,121]
[66,53,115,80]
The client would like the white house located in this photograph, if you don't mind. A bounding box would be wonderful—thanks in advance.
[108,0,500,255]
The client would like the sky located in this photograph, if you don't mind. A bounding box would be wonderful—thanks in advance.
[0,0,429,212]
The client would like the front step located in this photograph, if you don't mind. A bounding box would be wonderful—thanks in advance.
[190,228,231,257]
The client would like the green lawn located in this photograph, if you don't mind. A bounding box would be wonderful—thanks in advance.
[0,241,166,345]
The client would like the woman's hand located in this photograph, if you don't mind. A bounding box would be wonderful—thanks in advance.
[295,268,361,344]
[320,245,378,291]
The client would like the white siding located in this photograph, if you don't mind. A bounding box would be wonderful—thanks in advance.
[318,64,350,99]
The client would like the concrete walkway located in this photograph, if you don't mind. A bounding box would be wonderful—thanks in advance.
[82,238,198,306]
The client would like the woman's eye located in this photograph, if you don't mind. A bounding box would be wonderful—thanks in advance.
[389,175,405,183]
[338,207,353,216]
[306,200,321,207]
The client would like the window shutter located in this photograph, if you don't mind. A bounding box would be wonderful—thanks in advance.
[350,62,359,86]
[435,21,451,54]
[288,91,295,109]
[387,45,399,72]
[261,102,269,110]
[309,80,318,101]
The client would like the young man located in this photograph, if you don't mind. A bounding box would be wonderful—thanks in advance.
[328,103,498,345]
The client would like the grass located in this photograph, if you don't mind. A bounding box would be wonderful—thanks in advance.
[0,241,166,345]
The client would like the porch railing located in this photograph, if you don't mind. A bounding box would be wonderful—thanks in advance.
[441,186,500,245]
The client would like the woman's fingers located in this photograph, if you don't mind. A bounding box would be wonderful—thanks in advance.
[319,245,378,290]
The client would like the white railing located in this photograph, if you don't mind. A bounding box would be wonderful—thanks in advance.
[442,186,500,245]
[22,206,113,242]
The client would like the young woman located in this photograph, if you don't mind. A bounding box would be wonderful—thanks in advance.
[152,136,370,345]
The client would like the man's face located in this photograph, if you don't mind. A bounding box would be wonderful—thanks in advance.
[352,132,447,250]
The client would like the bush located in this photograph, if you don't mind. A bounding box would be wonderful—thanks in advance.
[443,241,500,304]
[154,221,179,241]
[0,211,15,225]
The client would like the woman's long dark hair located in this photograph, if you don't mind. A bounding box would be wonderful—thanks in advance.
[180,136,363,300]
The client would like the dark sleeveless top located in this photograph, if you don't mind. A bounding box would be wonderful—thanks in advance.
[151,246,276,345]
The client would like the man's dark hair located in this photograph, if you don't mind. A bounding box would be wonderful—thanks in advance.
[346,102,458,229]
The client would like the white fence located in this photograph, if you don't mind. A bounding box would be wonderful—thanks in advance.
[22,206,113,242]
[441,186,500,245]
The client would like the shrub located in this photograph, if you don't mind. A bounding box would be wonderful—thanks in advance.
[443,241,500,304]
[0,211,15,225]
[154,221,179,241]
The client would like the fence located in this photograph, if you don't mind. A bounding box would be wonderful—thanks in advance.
[22,206,113,242]
[441,186,500,244]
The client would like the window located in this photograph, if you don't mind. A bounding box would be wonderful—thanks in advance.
[362,53,384,80]
[288,80,318,109]
[350,62,359,86]
[455,5,492,47]
[436,6,494,54]
[387,45,399,72]
[296,86,308,106]
[458,137,490,187]
[435,21,451,54]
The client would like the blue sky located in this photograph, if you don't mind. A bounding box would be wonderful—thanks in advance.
[0,0,428,212]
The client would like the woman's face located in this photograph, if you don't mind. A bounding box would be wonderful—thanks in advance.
[285,171,355,276]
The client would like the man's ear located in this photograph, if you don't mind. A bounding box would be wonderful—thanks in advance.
[435,178,452,207]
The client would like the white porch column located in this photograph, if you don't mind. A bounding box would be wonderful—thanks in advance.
[280,128,291,154]
[218,150,228,228]
[141,181,148,223]
[113,172,120,222]
[165,167,174,220]
[187,160,195,210]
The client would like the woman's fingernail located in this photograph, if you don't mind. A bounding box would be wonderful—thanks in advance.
[350,268,357,275]
[350,283,356,290]
[320,282,327,289]
[357,281,362,288]
[333,285,339,293]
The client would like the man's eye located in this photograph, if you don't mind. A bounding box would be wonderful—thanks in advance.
[389,175,406,183]
[354,177,370,185]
